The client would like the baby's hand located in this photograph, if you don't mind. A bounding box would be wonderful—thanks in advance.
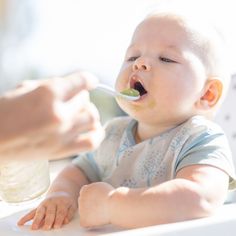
[17,191,77,230]
[79,182,114,228]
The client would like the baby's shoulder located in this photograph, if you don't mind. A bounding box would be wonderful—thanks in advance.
[183,115,225,135]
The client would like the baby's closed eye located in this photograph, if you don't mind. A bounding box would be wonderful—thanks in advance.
[159,56,177,63]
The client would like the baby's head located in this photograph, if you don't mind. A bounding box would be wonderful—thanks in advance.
[115,11,230,126]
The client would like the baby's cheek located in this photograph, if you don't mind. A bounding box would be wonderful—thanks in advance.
[115,80,124,92]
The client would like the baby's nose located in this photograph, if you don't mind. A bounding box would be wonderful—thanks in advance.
[133,57,151,71]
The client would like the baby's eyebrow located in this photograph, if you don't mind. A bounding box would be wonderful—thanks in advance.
[125,43,185,59]
[126,44,136,51]
[127,43,182,52]
[165,45,182,55]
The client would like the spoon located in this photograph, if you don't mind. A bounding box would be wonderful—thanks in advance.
[96,83,140,101]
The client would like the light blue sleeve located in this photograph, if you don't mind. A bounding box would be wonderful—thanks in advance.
[174,127,236,189]
[72,152,101,182]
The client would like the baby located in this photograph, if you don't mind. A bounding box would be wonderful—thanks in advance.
[18,11,236,230]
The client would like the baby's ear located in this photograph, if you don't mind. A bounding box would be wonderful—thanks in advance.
[197,79,223,110]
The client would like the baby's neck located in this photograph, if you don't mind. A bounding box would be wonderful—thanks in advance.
[134,122,178,143]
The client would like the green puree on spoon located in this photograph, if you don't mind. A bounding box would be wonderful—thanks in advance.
[97,84,140,101]
[120,88,140,97]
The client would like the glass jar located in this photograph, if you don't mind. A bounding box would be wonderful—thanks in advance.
[0,160,50,203]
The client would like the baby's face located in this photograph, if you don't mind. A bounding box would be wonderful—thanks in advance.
[115,15,208,125]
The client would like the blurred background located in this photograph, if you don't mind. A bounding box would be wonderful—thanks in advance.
[0,0,236,160]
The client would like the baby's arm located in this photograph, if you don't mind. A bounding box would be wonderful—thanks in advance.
[18,163,89,230]
[79,164,229,228]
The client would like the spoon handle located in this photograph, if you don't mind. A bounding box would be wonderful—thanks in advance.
[96,83,118,97]
[96,83,140,101]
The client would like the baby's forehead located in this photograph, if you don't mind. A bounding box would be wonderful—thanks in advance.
[141,13,210,39]
[137,13,223,57]
[134,14,198,46]
[132,14,204,52]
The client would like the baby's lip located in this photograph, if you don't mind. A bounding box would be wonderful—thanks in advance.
[129,75,147,96]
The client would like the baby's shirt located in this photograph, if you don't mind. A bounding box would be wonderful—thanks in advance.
[73,115,236,189]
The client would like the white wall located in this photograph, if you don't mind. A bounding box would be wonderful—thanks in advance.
[25,0,236,84]
[1,0,236,89]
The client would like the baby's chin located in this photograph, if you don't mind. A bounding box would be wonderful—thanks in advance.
[116,99,147,119]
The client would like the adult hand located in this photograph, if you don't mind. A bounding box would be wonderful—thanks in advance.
[78,182,114,228]
[17,191,77,230]
[0,71,105,161]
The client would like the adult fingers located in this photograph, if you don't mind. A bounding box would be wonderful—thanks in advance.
[16,80,38,91]
[55,90,90,128]
[56,92,101,139]
[3,80,38,97]
[66,102,101,135]
[51,124,104,160]
[64,88,91,114]
[46,71,98,101]
[62,124,105,155]
[17,209,36,226]
[64,71,98,90]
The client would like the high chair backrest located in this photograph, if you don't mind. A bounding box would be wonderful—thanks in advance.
[215,74,236,168]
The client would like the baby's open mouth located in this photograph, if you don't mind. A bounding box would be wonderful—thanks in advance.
[132,81,147,96]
